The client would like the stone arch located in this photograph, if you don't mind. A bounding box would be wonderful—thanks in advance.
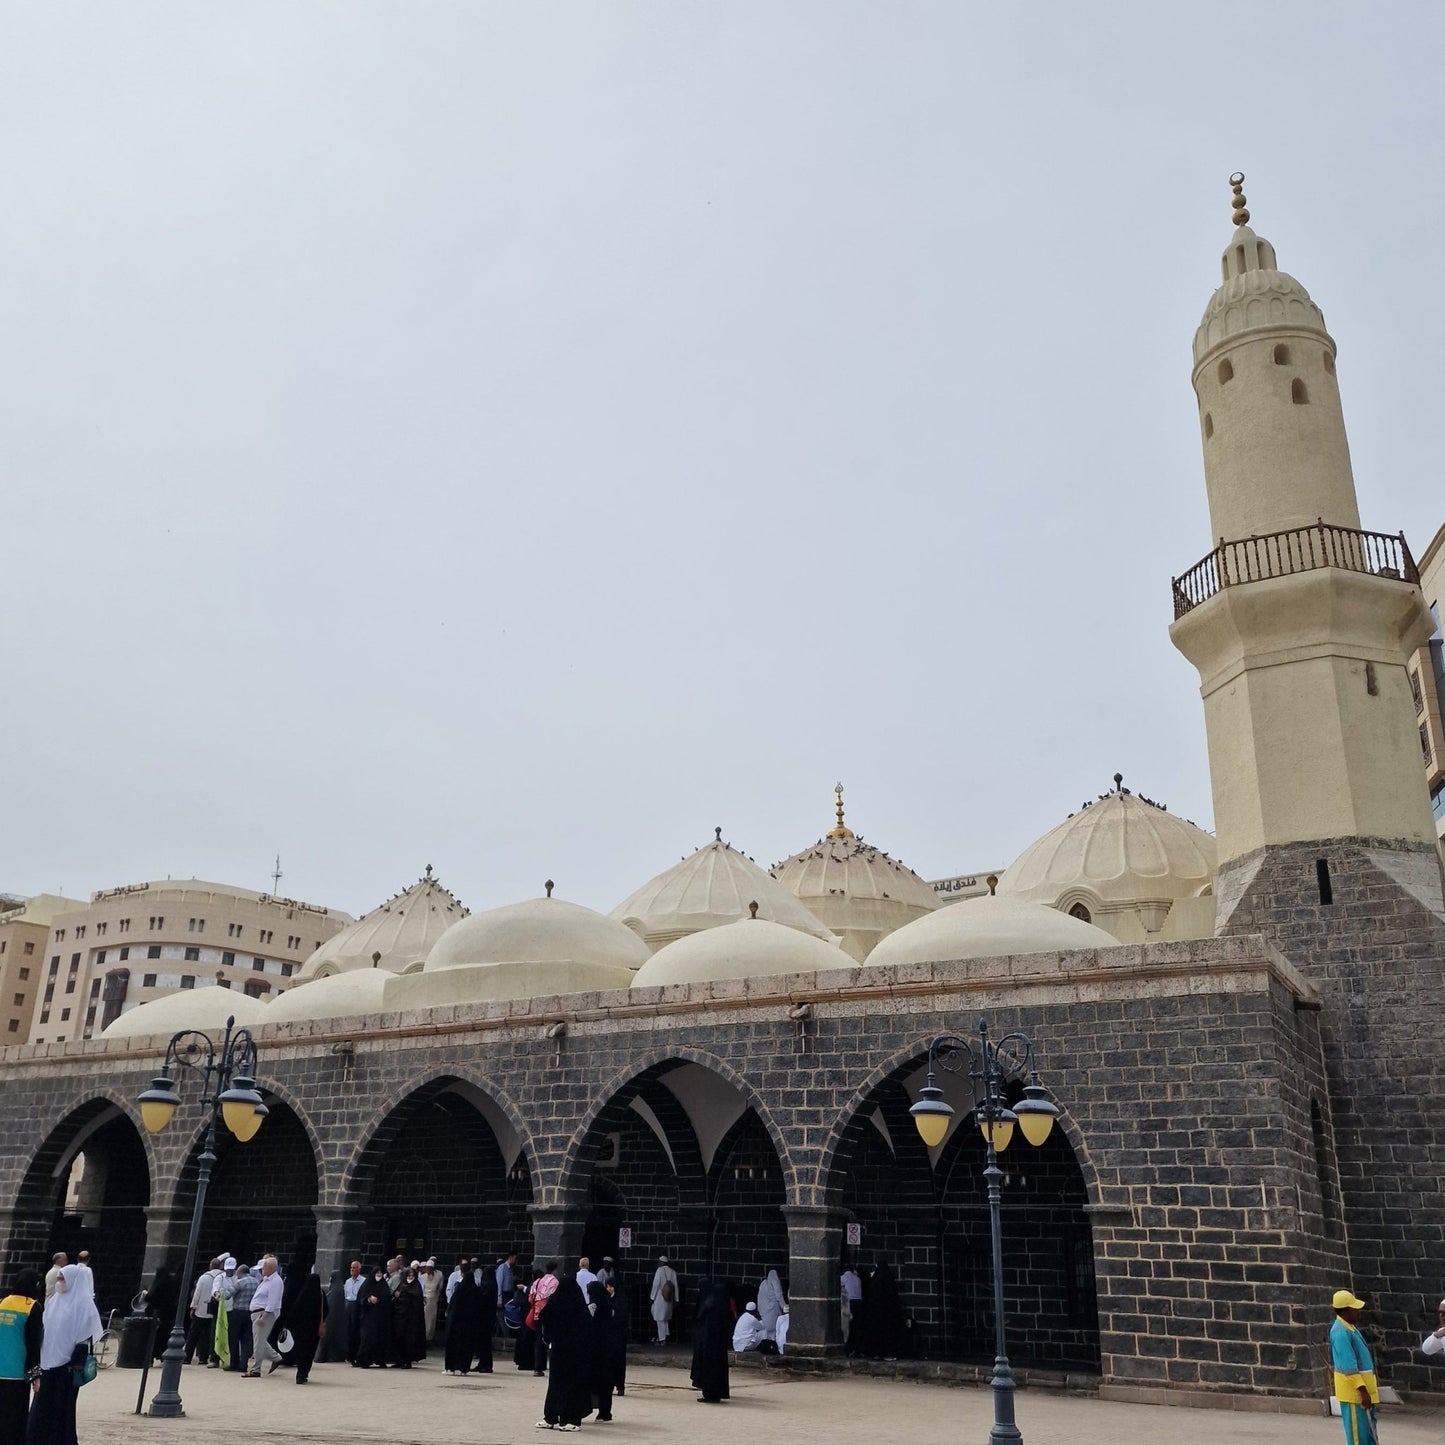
[815,1036,1101,1368]
[816,1035,1104,1211]
[159,1070,327,1215]
[7,1092,155,1313]
[339,1065,538,1207]
[341,1069,538,1268]
[556,1046,799,1205]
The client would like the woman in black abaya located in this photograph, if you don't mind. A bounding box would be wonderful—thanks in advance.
[271,1264,326,1384]
[471,1258,496,1374]
[585,1280,615,1421]
[353,1267,393,1369]
[444,1270,482,1375]
[861,1262,908,1360]
[391,1266,426,1367]
[604,1274,628,1397]
[538,1272,592,1430]
[690,1281,731,1404]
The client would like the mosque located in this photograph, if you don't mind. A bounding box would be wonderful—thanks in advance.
[2,177,1443,1408]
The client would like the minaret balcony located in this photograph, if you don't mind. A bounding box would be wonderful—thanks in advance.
[1172,521,1419,620]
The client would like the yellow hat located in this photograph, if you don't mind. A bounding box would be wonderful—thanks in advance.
[1332,1289,1365,1310]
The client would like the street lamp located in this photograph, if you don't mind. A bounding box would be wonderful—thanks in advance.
[909,1017,1060,1445]
[136,1015,266,1418]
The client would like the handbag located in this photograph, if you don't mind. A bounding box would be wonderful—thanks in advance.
[71,1342,97,1388]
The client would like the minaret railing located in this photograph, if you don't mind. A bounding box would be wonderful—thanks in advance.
[1172,521,1418,619]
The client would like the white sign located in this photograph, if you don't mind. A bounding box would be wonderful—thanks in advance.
[618,1227,633,1250]
[845,1223,862,1246]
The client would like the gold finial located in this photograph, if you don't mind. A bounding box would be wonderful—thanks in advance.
[827,781,855,840]
[1229,172,1249,228]
[544,879,554,898]
[986,874,999,896]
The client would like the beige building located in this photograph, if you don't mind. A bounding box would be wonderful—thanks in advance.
[0,894,84,1042]
[29,880,352,1044]
[1408,521,1445,852]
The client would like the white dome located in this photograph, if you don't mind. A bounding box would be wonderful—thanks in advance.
[263,968,390,1024]
[297,867,465,980]
[101,985,268,1039]
[867,895,1117,969]
[997,786,1216,910]
[633,916,852,988]
[427,894,649,973]
[771,789,938,962]
[612,832,836,950]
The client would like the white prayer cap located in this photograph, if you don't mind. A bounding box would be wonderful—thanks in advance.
[745,1302,758,1313]
[658,1255,668,1264]
[223,1256,237,1270]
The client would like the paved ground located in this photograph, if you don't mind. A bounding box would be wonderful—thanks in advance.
[77,1357,1445,1445]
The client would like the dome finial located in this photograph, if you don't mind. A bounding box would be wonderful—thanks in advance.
[544,879,554,898]
[1229,172,1249,228]
[827,781,855,840]
[748,900,759,919]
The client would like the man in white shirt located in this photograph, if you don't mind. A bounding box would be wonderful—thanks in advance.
[575,1257,598,1299]
[732,1302,765,1352]
[342,1261,365,1364]
[43,1253,67,1301]
[840,1267,863,1356]
[185,1257,224,1366]
[1422,1299,1445,1357]
[244,1255,284,1377]
[420,1259,443,1342]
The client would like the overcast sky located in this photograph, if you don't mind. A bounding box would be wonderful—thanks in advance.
[3,3,1442,919]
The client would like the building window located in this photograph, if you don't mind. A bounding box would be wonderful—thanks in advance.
[1412,670,1425,714]
[259,930,273,945]
[1323,350,1336,375]
[180,976,195,990]
[96,923,106,936]
[49,957,59,973]
[38,1011,49,1024]
[142,974,157,988]
[55,931,64,942]
[244,981,267,999]
[184,947,200,962]
[252,958,265,971]
[1432,782,1445,824]
[221,951,235,966]
[147,945,161,959]
[280,962,294,977]
[119,947,129,961]
[60,1009,70,1022]
[43,985,53,1003]
[0,941,5,954]
[64,980,75,994]
[75,927,85,939]
[96,950,107,966]
[1422,723,1433,766]
[119,918,130,933]
[1068,902,1093,923]
[1274,343,1291,365]
[12,993,22,1007]
[1291,377,1309,405]
[84,1008,96,1028]
[18,967,29,981]
[6,1021,16,1034]
[89,978,100,997]
[23,942,34,955]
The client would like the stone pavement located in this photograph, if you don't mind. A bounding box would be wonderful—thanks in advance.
[76,1358,1445,1445]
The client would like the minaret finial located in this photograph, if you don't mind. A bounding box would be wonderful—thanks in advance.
[1229,172,1249,228]
[827,781,855,840]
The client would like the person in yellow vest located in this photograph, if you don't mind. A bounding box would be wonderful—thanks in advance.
[1330,1288,1379,1445]
[0,1270,43,1445]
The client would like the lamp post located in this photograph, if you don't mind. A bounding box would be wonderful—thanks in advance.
[136,1015,267,1418]
[909,1017,1060,1445]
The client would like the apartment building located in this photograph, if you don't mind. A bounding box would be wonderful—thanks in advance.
[0,894,85,1041]
[1408,521,1445,852]
[28,880,352,1043]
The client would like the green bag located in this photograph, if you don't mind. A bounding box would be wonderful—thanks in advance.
[71,1342,97,1388]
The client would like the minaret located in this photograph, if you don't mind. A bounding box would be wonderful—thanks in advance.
[1171,175,1437,876]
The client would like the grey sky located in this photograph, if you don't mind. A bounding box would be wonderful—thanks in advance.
[3,3,1442,918]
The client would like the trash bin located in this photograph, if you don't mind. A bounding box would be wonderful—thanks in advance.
[117,1313,157,1370]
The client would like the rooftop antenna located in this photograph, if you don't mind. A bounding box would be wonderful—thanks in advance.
[270,855,283,893]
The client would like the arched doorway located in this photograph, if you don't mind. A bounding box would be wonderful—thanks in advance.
[570,1060,788,1342]
[11,1102,151,1315]
[174,1100,320,1274]
[349,1078,532,1268]
[828,1054,1099,1369]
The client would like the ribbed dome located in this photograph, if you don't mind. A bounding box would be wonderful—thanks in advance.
[427,894,649,973]
[1193,225,1328,366]
[612,832,836,951]
[263,968,390,1024]
[770,788,938,962]
[633,916,852,988]
[101,985,267,1039]
[868,896,1117,969]
[997,787,1216,909]
[297,867,465,980]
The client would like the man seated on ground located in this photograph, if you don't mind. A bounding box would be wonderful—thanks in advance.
[732,1301,765,1353]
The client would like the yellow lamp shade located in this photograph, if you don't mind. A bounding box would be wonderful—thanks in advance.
[222,1098,260,1139]
[980,1117,1015,1152]
[137,1073,181,1134]
[909,1084,954,1148]
[140,1096,178,1134]
[1018,1110,1055,1147]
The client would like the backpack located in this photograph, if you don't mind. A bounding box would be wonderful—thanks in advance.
[661,1278,675,1303]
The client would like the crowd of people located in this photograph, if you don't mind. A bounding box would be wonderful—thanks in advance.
[0,1240,952,1441]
